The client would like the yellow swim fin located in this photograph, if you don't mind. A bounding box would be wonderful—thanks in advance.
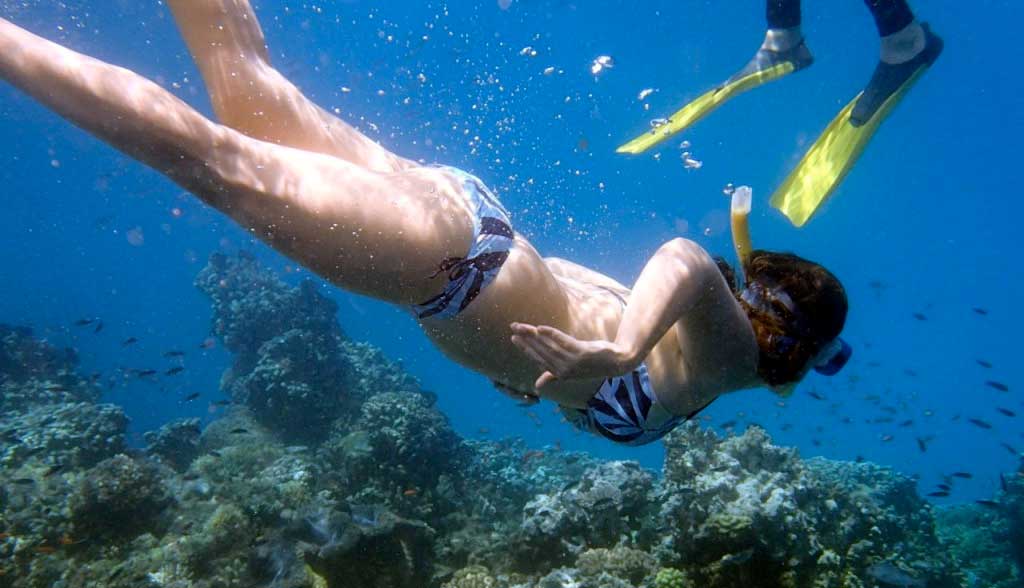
[771,24,943,227]
[617,43,812,155]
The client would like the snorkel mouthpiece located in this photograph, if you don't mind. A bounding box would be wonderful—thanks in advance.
[813,338,852,376]
[730,186,754,283]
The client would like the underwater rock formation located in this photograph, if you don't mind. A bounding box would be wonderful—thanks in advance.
[655,423,961,588]
[0,323,100,411]
[0,401,127,469]
[144,417,201,471]
[68,454,172,541]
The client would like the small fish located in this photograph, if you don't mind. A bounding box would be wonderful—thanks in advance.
[915,437,929,452]
[43,464,65,477]
[403,488,418,497]
[210,400,232,407]
[137,369,157,377]
[976,359,993,368]
[855,455,865,463]
[936,483,952,492]
[73,318,95,326]
[999,442,1019,457]
[720,420,737,429]
[183,392,200,402]
[912,312,927,321]
[208,450,222,457]
[121,337,138,346]
[229,428,249,435]
[34,545,57,555]
[951,472,973,479]
[808,391,826,401]
[12,478,35,485]
[881,434,894,442]
[975,499,1000,508]
[927,491,950,497]
[986,381,1010,392]
[93,321,104,334]
[165,367,185,376]
[198,338,216,349]
[972,307,988,315]
[997,407,1016,417]
[163,350,185,358]
[898,420,914,428]
[968,418,993,430]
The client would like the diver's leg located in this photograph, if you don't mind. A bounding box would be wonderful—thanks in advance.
[764,0,803,51]
[0,17,472,304]
[852,1,940,125]
[165,0,414,173]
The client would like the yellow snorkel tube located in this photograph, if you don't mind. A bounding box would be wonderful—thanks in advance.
[730,186,795,397]
[730,185,754,283]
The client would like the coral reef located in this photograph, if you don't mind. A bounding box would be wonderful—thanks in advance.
[1,259,1000,588]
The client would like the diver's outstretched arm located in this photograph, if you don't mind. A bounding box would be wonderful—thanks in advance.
[165,0,413,173]
[0,17,473,304]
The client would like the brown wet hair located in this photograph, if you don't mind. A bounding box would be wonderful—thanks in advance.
[716,250,848,387]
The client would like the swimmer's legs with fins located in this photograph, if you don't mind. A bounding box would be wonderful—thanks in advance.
[0,16,477,304]
[771,0,943,226]
[166,0,414,173]
[616,0,813,155]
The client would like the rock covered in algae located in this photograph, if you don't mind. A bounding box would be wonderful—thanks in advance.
[0,324,100,411]
[1,401,128,468]
[655,423,962,588]
[514,461,655,569]
[69,454,172,540]
[144,417,201,471]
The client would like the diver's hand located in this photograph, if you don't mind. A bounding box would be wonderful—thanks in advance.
[510,323,634,391]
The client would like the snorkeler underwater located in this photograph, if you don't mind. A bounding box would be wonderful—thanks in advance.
[0,1,1021,587]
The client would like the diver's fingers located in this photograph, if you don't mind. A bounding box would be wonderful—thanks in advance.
[510,322,539,336]
[536,325,579,349]
[535,371,558,391]
[511,335,558,372]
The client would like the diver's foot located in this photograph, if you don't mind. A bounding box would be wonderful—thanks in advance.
[851,23,943,126]
[728,36,814,86]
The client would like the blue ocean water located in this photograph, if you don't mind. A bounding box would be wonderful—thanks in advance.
[0,0,1020,503]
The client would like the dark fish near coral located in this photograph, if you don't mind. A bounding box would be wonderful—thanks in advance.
[1000,443,1019,457]
[199,338,216,349]
[229,428,250,435]
[137,369,158,377]
[880,434,894,442]
[183,392,200,402]
[985,381,1010,392]
[93,320,104,334]
[808,390,825,401]
[926,491,949,498]
[976,359,992,368]
[163,350,185,358]
[866,562,926,588]
[997,407,1016,417]
[898,420,914,428]
[975,499,1000,508]
[911,313,927,321]
[968,418,993,430]
[165,367,185,376]
[121,337,138,346]
[73,318,95,326]
[11,478,35,485]
[972,307,988,315]
[951,472,973,479]
[935,483,951,492]
[210,400,232,407]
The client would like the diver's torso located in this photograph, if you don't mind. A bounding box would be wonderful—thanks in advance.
[418,240,754,414]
